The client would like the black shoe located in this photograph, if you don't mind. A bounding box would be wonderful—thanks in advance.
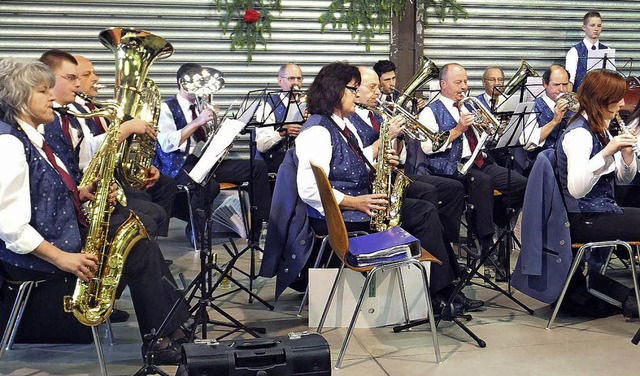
[624,295,639,319]
[109,308,130,323]
[454,292,484,311]
[141,340,182,366]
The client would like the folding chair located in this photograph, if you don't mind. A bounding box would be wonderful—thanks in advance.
[309,162,441,369]
[0,280,108,376]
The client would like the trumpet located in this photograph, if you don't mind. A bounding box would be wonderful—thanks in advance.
[376,98,449,150]
[555,92,579,112]
[457,94,503,175]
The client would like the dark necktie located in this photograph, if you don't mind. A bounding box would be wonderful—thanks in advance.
[85,101,107,135]
[342,125,364,162]
[60,112,72,143]
[454,102,485,169]
[368,111,380,133]
[596,132,609,147]
[385,94,392,103]
[40,140,88,228]
[591,45,597,50]
[190,104,207,142]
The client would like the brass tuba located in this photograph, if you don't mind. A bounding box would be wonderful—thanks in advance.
[495,59,539,111]
[116,79,162,189]
[395,56,439,111]
[179,66,226,138]
[63,27,173,326]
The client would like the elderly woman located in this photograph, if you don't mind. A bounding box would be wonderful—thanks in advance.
[294,62,478,310]
[556,68,640,316]
[0,57,189,364]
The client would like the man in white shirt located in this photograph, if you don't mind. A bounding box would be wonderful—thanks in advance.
[565,11,607,91]
[255,63,304,173]
[477,66,504,111]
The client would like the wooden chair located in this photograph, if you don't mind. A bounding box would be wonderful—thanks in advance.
[0,279,108,376]
[309,162,442,369]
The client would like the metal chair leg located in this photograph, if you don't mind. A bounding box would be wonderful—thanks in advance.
[547,244,587,329]
[104,318,114,346]
[413,260,441,364]
[180,185,199,253]
[0,281,34,360]
[92,326,108,376]
[396,268,410,325]
[316,264,345,334]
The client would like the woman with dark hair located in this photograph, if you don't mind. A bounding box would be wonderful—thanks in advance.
[556,69,640,316]
[295,62,477,310]
[0,57,190,364]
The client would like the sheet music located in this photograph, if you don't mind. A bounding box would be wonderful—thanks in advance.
[496,101,537,149]
[188,118,246,184]
[587,48,616,71]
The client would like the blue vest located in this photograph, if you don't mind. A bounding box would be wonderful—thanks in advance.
[347,112,379,148]
[0,122,83,274]
[405,99,461,175]
[557,118,621,213]
[573,41,608,90]
[42,113,83,185]
[476,94,491,110]
[153,97,189,178]
[71,102,102,136]
[258,94,289,161]
[301,114,370,222]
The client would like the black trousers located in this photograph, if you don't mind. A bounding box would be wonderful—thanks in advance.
[1,238,190,340]
[407,173,465,243]
[310,197,459,295]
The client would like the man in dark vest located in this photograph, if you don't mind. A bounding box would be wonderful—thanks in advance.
[565,11,607,91]
[155,63,271,241]
[407,63,527,257]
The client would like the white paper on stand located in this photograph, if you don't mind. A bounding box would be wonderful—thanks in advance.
[188,118,246,184]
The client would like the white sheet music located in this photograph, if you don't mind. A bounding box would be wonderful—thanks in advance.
[187,118,246,184]
[587,48,616,71]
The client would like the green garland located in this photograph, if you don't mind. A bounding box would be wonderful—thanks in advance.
[319,0,468,50]
[214,0,282,62]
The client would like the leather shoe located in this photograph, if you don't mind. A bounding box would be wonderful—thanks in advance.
[454,292,484,311]
[141,340,182,365]
[109,308,130,323]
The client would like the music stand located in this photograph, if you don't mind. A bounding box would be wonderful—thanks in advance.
[586,48,616,71]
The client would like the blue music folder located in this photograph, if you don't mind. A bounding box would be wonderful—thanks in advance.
[346,227,421,267]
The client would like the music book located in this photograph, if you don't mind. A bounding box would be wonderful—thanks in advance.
[211,195,248,239]
[346,227,421,267]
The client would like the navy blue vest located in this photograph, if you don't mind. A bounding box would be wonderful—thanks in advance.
[557,118,621,213]
[476,94,491,110]
[405,99,461,175]
[347,112,379,148]
[0,122,83,274]
[259,94,289,161]
[71,102,102,136]
[43,113,83,185]
[301,114,370,222]
[153,97,189,178]
[573,41,608,90]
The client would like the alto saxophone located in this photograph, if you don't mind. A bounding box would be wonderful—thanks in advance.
[358,104,413,231]
[63,28,173,326]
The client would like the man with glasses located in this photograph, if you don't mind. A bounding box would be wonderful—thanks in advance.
[477,66,505,111]
[255,63,305,173]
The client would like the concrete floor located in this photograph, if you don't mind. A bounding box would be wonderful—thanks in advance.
[2,219,640,376]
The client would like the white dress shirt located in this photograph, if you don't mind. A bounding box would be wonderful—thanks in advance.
[417,95,476,158]
[565,37,600,85]
[520,93,556,151]
[157,93,199,155]
[562,114,636,199]
[0,120,72,254]
[255,92,294,152]
[295,114,374,215]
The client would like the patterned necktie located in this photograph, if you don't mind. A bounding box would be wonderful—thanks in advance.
[368,111,380,133]
[190,104,206,142]
[59,112,72,143]
[591,45,597,50]
[85,101,107,135]
[40,140,88,228]
[454,101,485,169]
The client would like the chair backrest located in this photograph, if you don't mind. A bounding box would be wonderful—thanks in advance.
[309,162,350,262]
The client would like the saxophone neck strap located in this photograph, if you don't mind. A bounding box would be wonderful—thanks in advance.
[328,116,376,172]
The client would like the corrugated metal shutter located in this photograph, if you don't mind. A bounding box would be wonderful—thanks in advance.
[0,0,390,106]
[421,0,640,95]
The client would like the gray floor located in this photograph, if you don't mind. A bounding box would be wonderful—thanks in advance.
[2,219,640,376]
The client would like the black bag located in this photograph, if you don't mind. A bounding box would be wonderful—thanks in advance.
[177,333,331,376]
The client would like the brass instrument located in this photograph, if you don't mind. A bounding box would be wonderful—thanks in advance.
[179,66,226,137]
[116,79,162,189]
[377,98,449,150]
[555,92,580,113]
[499,60,539,99]
[63,27,173,326]
[457,94,502,175]
[358,103,412,231]
[616,112,640,156]
[396,57,439,111]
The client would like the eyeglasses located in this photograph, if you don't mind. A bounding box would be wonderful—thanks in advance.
[483,78,504,83]
[280,76,303,82]
[57,74,80,83]
[345,85,359,94]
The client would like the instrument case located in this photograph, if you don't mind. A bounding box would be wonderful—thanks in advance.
[177,333,331,376]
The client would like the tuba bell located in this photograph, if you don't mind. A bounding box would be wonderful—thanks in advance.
[395,56,439,111]
[179,66,226,138]
[494,59,539,111]
[63,27,173,326]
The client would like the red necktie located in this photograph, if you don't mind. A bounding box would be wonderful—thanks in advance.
[454,102,484,169]
[190,104,206,142]
[342,125,364,162]
[85,101,107,135]
[368,111,379,133]
[40,140,88,228]
[60,112,72,143]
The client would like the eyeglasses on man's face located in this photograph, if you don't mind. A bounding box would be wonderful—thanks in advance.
[280,76,303,82]
[57,74,80,83]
